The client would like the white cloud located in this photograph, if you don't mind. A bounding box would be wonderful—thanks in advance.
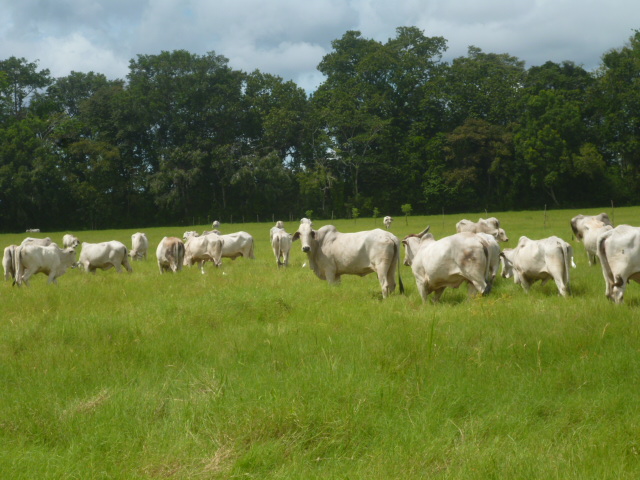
[0,0,638,88]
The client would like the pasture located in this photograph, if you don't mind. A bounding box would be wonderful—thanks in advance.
[1,207,640,479]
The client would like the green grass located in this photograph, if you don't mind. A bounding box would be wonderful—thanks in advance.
[1,207,640,478]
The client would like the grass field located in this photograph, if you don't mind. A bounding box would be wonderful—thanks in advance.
[1,207,640,479]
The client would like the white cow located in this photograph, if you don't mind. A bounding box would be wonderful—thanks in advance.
[13,244,77,286]
[409,232,491,303]
[21,237,54,247]
[456,217,509,242]
[271,227,292,267]
[499,236,574,297]
[597,225,640,304]
[581,218,613,266]
[183,231,200,242]
[79,241,132,273]
[184,233,224,274]
[130,232,149,261]
[383,216,393,230]
[218,231,255,261]
[212,220,221,229]
[3,245,18,281]
[25,228,40,233]
[62,234,80,248]
[570,213,612,241]
[156,237,185,274]
[292,223,404,298]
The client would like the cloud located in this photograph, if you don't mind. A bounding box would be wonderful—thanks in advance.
[0,0,639,90]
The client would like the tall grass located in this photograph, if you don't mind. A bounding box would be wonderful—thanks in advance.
[1,207,640,478]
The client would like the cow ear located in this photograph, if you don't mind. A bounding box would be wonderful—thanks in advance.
[310,229,316,239]
[292,231,300,242]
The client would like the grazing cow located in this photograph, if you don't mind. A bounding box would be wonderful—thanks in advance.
[218,231,255,261]
[499,236,574,297]
[456,217,509,242]
[581,218,613,266]
[156,237,185,274]
[212,220,221,229]
[292,223,404,298]
[21,237,54,247]
[13,244,77,286]
[26,228,40,233]
[184,233,224,274]
[62,234,80,248]
[3,245,18,281]
[597,225,640,304]
[130,232,149,261]
[271,227,292,267]
[570,213,612,241]
[183,231,200,242]
[409,232,491,303]
[79,241,132,274]
[383,216,393,230]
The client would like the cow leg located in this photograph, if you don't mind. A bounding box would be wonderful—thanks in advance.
[432,287,445,302]
[519,275,532,292]
[199,260,206,274]
[415,278,430,303]
[325,270,340,285]
[123,257,133,273]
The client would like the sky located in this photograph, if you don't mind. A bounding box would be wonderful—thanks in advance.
[1,0,639,93]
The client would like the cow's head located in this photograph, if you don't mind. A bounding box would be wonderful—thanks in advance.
[402,226,430,266]
[495,228,509,242]
[292,222,316,253]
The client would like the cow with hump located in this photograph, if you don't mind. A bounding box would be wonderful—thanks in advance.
[156,237,185,274]
[403,227,492,303]
[500,236,574,297]
[596,224,640,304]
[456,217,509,242]
[13,243,77,286]
[292,222,404,298]
[570,213,612,241]
[79,241,133,274]
[183,233,224,274]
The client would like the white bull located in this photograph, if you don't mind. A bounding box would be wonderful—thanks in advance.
[597,225,640,304]
[408,232,491,303]
[456,217,509,242]
[3,245,18,281]
[62,234,80,248]
[13,243,77,286]
[292,223,404,298]
[383,216,393,230]
[270,227,292,267]
[156,237,185,274]
[218,231,255,261]
[130,232,149,260]
[570,213,612,241]
[581,218,613,266]
[184,234,224,274]
[79,241,132,274]
[500,236,574,297]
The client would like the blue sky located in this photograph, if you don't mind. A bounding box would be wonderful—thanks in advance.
[1,0,638,92]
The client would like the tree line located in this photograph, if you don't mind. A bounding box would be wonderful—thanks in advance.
[1,27,639,232]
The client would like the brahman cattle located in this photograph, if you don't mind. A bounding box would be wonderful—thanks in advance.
[408,232,491,303]
[596,225,640,304]
[292,222,404,298]
[130,232,149,261]
[184,233,224,274]
[79,241,132,274]
[580,218,613,266]
[3,245,17,281]
[456,217,509,242]
[500,236,574,297]
[570,213,612,241]
[62,234,80,248]
[156,237,185,274]
[21,237,54,247]
[383,216,393,230]
[217,231,255,261]
[13,243,77,286]
[269,222,292,267]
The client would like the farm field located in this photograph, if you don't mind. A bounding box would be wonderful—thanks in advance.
[1,207,640,479]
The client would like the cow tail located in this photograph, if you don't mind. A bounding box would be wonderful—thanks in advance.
[13,246,22,286]
[395,240,405,295]
[597,229,620,287]
[481,243,491,295]
[560,240,572,295]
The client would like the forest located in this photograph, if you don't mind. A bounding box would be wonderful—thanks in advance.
[1,27,639,232]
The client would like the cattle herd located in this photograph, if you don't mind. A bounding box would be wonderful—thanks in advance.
[3,212,640,304]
